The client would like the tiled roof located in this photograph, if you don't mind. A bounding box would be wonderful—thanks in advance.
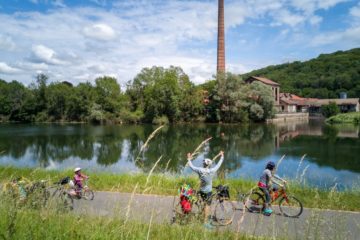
[247,76,280,86]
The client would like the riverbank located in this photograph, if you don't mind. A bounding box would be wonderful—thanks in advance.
[1,166,359,212]
[326,112,360,124]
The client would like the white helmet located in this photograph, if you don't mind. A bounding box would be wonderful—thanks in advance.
[74,167,81,173]
[203,158,213,167]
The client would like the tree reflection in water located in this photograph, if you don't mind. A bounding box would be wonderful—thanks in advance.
[0,121,359,176]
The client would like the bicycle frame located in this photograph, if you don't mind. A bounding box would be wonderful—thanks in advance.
[270,187,287,203]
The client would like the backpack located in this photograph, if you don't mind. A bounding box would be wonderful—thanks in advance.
[217,185,230,199]
[178,184,195,214]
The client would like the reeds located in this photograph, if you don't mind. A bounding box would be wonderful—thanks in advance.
[135,125,164,163]
[0,191,255,240]
[185,137,212,167]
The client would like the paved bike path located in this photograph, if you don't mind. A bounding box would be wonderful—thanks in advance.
[73,191,360,240]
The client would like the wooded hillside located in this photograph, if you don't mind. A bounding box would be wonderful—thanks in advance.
[242,48,360,98]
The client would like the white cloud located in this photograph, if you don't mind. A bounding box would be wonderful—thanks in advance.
[0,62,21,74]
[290,0,349,12]
[90,0,107,6]
[311,26,360,46]
[52,0,66,8]
[30,44,68,65]
[83,24,116,41]
[309,15,322,25]
[0,35,16,51]
[0,0,358,85]
[350,3,360,18]
[29,0,66,7]
[272,9,306,27]
[317,0,350,10]
[17,62,48,71]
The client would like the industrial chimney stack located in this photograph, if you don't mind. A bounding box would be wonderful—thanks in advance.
[217,0,225,74]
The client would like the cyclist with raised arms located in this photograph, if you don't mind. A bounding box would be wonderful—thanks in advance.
[258,161,287,215]
[187,150,224,227]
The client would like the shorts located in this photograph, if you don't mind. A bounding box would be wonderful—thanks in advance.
[199,191,213,206]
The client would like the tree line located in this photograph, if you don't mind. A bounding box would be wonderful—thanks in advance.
[0,66,275,124]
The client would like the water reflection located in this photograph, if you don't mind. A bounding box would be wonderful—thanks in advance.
[0,121,359,189]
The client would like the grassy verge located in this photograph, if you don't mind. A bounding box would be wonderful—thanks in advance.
[326,112,360,124]
[1,166,359,211]
[0,194,261,240]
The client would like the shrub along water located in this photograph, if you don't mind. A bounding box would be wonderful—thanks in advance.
[326,112,360,124]
[1,166,359,212]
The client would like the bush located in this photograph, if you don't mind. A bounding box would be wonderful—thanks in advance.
[35,112,48,122]
[120,110,144,123]
[249,103,264,121]
[321,102,340,118]
[326,112,360,124]
[152,115,169,125]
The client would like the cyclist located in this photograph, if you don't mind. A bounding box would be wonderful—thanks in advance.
[258,161,286,215]
[187,150,224,227]
[73,167,88,197]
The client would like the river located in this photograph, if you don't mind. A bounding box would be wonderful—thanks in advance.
[0,120,359,190]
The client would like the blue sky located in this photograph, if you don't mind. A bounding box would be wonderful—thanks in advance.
[0,0,359,87]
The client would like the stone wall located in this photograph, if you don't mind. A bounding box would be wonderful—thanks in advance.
[266,113,309,123]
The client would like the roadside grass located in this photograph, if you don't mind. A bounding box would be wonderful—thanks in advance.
[1,166,359,212]
[0,192,261,240]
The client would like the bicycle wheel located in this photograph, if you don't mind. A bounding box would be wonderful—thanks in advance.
[83,189,94,200]
[279,196,303,217]
[60,192,74,211]
[212,199,235,226]
[244,191,265,213]
[172,199,202,225]
[52,188,60,198]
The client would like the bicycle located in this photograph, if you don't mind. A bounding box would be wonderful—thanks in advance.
[172,185,235,226]
[49,176,74,211]
[75,179,94,200]
[2,177,49,208]
[241,182,303,217]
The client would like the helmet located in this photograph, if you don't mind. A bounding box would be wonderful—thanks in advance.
[266,161,276,170]
[74,167,81,173]
[203,158,213,167]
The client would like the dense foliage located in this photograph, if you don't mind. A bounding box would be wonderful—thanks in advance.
[207,73,275,122]
[0,67,274,124]
[321,102,340,118]
[242,48,360,98]
[0,74,132,124]
[326,112,360,124]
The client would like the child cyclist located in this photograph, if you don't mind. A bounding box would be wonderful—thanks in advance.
[73,167,88,197]
[258,161,286,215]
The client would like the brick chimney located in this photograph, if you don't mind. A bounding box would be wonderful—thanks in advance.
[217,0,225,74]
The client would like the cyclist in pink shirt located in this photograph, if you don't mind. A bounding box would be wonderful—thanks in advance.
[74,167,88,196]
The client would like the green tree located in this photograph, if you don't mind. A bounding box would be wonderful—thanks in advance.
[128,66,202,123]
[212,73,275,122]
[321,102,340,118]
[95,76,127,114]
[46,82,73,120]
[35,73,48,112]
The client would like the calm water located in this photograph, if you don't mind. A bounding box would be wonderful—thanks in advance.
[0,120,359,190]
